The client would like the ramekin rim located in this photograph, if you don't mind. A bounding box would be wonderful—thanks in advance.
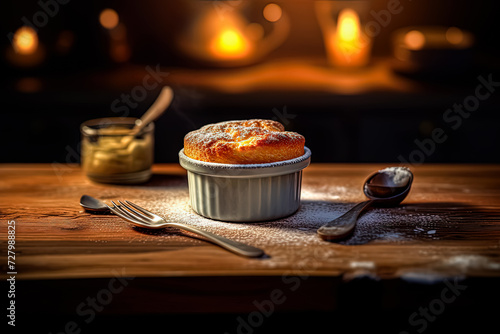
[179,146,311,170]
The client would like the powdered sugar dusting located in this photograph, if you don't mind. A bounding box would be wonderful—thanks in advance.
[100,181,455,248]
[377,167,412,187]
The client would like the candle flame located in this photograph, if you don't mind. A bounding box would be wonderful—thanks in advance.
[211,28,250,59]
[329,8,370,67]
[338,9,360,42]
[13,26,38,55]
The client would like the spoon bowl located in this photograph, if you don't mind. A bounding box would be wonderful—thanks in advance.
[364,169,413,205]
[80,195,109,212]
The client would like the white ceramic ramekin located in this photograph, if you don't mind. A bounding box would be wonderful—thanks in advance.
[179,147,311,222]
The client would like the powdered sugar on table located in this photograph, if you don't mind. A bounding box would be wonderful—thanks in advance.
[109,179,453,248]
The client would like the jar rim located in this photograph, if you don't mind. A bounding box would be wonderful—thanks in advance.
[80,117,154,136]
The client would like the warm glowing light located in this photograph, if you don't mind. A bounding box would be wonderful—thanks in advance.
[99,9,119,30]
[404,30,425,50]
[220,30,242,50]
[13,26,38,55]
[329,8,370,67]
[211,28,250,59]
[338,9,360,42]
[177,3,289,65]
[446,27,464,45]
[263,3,282,22]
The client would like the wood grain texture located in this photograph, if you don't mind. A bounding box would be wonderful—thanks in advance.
[0,163,499,284]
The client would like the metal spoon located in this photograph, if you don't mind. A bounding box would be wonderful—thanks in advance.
[80,195,109,212]
[317,167,414,241]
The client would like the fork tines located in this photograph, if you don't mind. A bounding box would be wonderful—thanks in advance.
[109,200,152,225]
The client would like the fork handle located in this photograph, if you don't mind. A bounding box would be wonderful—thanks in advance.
[167,222,265,258]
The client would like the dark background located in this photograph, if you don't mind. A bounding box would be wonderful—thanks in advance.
[1,0,499,164]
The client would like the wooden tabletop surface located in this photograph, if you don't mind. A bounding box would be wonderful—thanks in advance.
[1,163,500,316]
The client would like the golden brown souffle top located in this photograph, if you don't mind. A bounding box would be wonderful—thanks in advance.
[183,119,305,164]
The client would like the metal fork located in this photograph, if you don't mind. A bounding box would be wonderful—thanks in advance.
[107,200,265,258]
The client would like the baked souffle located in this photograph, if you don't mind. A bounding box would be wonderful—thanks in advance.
[184,119,305,164]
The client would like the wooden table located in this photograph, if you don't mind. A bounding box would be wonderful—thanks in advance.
[1,164,500,332]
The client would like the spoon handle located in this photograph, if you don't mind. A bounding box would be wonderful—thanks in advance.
[132,86,174,134]
[131,86,174,136]
[119,86,174,148]
[317,200,372,241]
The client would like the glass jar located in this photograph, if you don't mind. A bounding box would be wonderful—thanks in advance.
[80,118,154,184]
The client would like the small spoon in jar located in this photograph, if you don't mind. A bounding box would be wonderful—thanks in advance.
[120,86,174,147]
[317,167,414,241]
